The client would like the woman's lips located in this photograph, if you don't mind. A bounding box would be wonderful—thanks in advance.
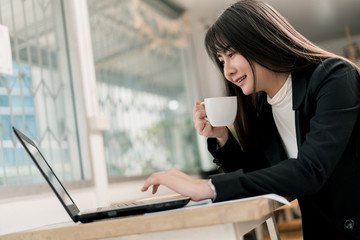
[235,75,247,86]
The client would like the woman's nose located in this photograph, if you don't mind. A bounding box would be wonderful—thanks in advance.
[224,62,235,80]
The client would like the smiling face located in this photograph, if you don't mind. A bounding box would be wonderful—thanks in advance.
[217,50,288,98]
[217,50,256,95]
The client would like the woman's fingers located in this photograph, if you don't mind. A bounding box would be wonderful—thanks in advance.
[152,184,159,194]
[193,105,206,122]
[192,100,229,144]
[141,172,162,192]
[141,169,214,201]
[193,101,211,136]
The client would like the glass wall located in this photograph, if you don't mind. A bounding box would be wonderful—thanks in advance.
[0,0,87,187]
[87,0,200,177]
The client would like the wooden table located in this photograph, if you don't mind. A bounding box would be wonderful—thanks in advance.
[0,195,287,240]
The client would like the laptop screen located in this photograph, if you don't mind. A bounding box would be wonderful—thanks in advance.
[13,127,80,219]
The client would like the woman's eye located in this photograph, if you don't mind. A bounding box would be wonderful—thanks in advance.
[228,52,235,57]
[218,58,224,65]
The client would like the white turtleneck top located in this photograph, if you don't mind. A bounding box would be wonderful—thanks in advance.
[267,75,298,158]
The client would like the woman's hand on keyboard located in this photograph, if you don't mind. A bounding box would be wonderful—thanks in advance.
[141,168,214,201]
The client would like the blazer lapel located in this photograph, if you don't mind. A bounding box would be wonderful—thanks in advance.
[292,69,308,149]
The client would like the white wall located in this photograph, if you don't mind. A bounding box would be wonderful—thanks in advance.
[317,33,360,56]
[187,15,227,100]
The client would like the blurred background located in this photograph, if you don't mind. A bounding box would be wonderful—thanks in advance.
[0,0,359,238]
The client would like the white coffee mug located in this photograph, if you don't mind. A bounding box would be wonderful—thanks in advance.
[201,96,237,127]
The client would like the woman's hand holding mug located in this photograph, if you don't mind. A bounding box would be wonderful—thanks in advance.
[193,96,237,147]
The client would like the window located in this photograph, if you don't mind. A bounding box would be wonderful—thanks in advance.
[0,0,88,187]
[87,0,201,177]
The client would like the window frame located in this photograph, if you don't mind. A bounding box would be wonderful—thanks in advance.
[0,0,95,198]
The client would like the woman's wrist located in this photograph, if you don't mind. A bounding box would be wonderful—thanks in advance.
[216,128,229,147]
[199,179,215,200]
[207,179,217,201]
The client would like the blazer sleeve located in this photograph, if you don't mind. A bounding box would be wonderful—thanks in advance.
[208,128,270,173]
[209,58,360,202]
[207,130,244,172]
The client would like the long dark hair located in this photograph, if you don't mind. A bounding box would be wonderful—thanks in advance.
[204,0,359,151]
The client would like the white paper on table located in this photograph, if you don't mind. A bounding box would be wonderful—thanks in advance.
[0,24,13,75]
[147,194,291,215]
[213,193,291,206]
[186,193,291,208]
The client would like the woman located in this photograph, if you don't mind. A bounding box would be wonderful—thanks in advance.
[142,0,360,239]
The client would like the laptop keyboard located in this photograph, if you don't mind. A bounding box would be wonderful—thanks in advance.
[97,201,145,212]
[95,196,190,213]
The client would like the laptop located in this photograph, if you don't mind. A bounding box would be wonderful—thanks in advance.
[12,126,190,223]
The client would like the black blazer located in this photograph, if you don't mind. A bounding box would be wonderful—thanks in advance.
[208,58,360,239]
